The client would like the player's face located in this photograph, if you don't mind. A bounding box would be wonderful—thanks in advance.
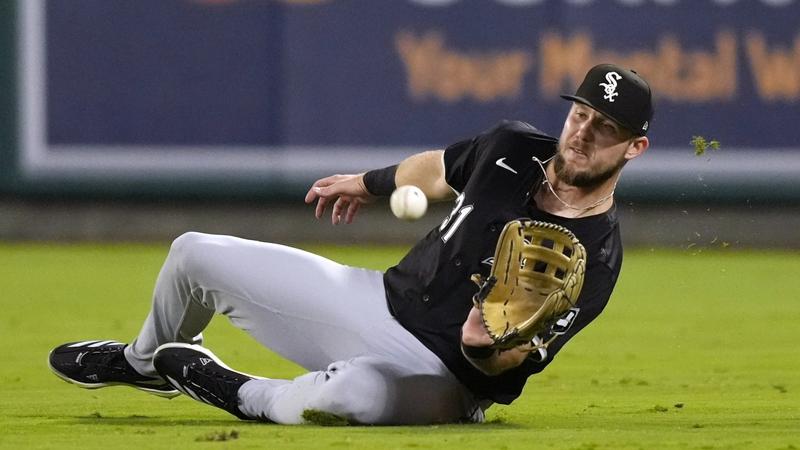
[556,103,637,188]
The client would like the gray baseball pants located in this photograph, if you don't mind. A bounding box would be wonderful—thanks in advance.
[123,232,483,424]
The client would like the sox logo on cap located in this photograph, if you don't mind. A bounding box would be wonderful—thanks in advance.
[600,72,622,103]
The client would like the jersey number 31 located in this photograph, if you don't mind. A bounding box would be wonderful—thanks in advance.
[439,192,474,243]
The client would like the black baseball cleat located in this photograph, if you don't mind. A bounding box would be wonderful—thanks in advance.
[48,340,180,398]
[153,343,258,420]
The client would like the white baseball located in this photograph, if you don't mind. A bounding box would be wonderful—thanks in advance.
[390,185,428,221]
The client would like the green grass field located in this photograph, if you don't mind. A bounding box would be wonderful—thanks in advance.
[1,243,798,449]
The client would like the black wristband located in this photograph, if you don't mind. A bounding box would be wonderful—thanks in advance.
[461,342,496,360]
[362,165,398,196]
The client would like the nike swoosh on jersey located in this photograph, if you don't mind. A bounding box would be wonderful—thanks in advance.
[495,157,518,174]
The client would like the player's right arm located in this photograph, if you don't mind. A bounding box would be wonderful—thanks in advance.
[396,150,456,201]
[304,150,455,225]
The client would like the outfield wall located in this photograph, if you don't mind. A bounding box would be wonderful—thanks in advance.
[2,0,799,203]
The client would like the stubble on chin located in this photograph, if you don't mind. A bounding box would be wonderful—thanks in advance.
[552,149,623,189]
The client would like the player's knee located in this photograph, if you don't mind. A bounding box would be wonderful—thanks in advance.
[168,232,219,275]
[170,231,207,254]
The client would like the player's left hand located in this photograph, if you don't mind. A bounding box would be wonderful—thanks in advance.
[305,174,375,225]
[461,306,536,375]
[462,307,538,354]
[461,306,495,348]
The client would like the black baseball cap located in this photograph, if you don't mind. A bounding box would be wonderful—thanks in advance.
[561,64,653,136]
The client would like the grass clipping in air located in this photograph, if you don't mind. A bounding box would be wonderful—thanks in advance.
[691,135,721,156]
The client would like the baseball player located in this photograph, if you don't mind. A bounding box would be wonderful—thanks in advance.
[48,63,653,425]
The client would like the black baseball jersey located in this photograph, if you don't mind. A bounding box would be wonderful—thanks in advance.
[384,120,623,404]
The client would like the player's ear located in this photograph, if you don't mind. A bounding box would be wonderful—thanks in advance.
[624,136,649,161]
